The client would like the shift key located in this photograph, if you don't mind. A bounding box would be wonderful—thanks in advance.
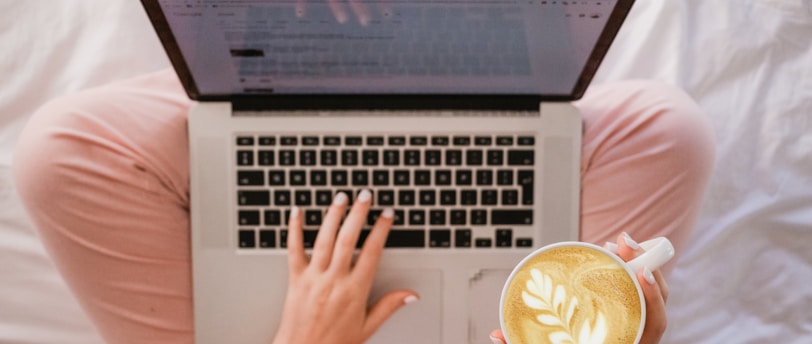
[491,210,533,225]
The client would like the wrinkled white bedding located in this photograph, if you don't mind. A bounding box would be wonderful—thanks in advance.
[1,1,810,343]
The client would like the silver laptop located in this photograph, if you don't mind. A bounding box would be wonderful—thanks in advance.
[141,0,634,342]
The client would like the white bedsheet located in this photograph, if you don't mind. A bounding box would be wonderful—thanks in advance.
[1,1,810,343]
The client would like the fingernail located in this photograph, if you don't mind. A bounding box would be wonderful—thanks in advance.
[404,295,419,305]
[643,267,656,285]
[357,189,372,203]
[622,232,640,250]
[382,207,394,219]
[489,335,504,344]
[604,241,619,254]
[333,192,348,205]
[291,206,300,219]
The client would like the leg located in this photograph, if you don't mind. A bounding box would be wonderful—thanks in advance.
[575,80,715,275]
[13,69,195,343]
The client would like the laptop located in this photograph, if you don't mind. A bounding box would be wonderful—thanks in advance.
[141,0,634,343]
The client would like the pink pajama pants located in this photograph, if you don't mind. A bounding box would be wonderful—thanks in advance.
[13,69,715,344]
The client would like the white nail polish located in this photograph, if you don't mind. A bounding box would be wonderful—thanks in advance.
[333,192,348,205]
[623,232,640,250]
[382,208,394,219]
[489,335,504,344]
[357,189,372,202]
[604,241,619,254]
[643,267,656,285]
[290,206,300,219]
[404,295,419,304]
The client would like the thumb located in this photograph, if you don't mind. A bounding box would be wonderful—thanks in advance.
[362,290,419,339]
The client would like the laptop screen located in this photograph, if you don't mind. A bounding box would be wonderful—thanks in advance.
[145,0,632,102]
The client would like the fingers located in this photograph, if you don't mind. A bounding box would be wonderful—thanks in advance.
[327,0,349,23]
[330,190,375,271]
[309,192,349,270]
[489,329,506,344]
[616,232,642,262]
[353,207,394,284]
[637,267,668,343]
[348,0,370,25]
[361,290,419,340]
[287,206,307,273]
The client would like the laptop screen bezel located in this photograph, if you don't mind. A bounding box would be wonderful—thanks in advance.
[140,0,635,110]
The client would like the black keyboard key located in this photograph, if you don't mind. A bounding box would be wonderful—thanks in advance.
[471,209,487,225]
[315,190,332,205]
[237,171,264,186]
[455,229,472,247]
[461,190,477,205]
[367,209,383,226]
[367,136,385,146]
[274,190,291,206]
[337,189,354,206]
[409,210,426,225]
[404,150,420,166]
[393,210,405,226]
[305,210,322,226]
[300,150,317,166]
[302,230,318,248]
[399,190,415,205]
[383,150,400,166]
[476,170,494,185]
[453,136,471,146]
[237,150,254,166]
[238,191,270,206]
[496,229,513,248]
[258,136,276,146]
[419,190,436,205]
[446,150,463,165]
[324,136,341,146]
[410,136,428,146]
[440,190,457,205]
[311,170,327,186]
[356,230,371,248]
[475,238,492,248]
[481,190,498,205]
[429,209,446,225]
[414,170,431,185]
[321,150,338,166]
[372,170,389,186]
[237,137,255,146]
[487,150,504,166]
[497,170,514,185]
[279,230,288,248]
[394,170,410,185]
[456,170,472,185]
[290,170,306,186]
[238,230,256,248]
[345,136,363,146]
[466,150,484,165]
[388,136,406,146]
[475,136,492,146]
[264,210,282,225]
[331,170,348,186]
[378,190,395,205]
[259,230,276,248]
[385,230,425,248]
[302,136,319,146]
[362,150,379,166]
[425,150,442,166]
[450,210,466,225]
[502,189,519,205]
[341,150,359,166]
[238,210,260,225]
[518,136,535,145]
[491,210,533,225]
[429,229,451,248]
[496,136,514,146]
[268,170,285,186]
[431,136,449,146]
[435,170,452,185]
[279,150,296,166]
[295,191,312,206]
[516,238,534,247]
[518,170,534,205]
[258,151,274,166]
[352,170,369,186]
[280,136,298,146]
[508,150,534,165]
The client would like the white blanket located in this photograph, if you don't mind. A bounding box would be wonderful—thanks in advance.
[1,1,811,343]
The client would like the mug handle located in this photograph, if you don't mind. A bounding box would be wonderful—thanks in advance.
[626,237,675,273]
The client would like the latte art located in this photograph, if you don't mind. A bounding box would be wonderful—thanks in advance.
[503,246,642,344]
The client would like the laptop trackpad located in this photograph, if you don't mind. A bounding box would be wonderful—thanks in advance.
[366,269,443,344]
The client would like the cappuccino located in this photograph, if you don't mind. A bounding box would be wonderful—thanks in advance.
[502,246,642,344]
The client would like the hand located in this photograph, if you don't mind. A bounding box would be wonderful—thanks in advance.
[488,232,670,344]
[272,190,418,344]
[296,0,376,25]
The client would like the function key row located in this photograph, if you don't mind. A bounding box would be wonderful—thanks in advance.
[235,149,535,166]
[236,135,536,147]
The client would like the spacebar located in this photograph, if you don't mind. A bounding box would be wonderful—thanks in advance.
[385,230,426,248]
[491,210,534,225]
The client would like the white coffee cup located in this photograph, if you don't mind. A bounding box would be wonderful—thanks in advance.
[499,237,675,344]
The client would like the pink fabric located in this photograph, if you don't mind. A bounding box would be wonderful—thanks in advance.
[13,69,714,344]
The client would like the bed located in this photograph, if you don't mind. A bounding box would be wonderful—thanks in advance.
[1,1,810,343]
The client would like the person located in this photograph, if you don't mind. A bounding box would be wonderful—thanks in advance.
[12,68,715,343]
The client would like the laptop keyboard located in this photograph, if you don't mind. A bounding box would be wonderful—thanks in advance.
[234,134,536,250]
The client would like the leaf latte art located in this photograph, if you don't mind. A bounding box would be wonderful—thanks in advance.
[503,247,642,344]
